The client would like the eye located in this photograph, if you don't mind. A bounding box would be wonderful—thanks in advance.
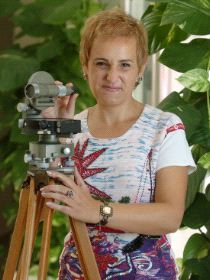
[95,61,108,68]
[121,62,131,69]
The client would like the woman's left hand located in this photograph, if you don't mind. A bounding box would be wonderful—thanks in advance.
[40,167,101,224]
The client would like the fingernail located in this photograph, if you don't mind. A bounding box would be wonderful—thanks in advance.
[46,202,53,207]
[46,170,53,175]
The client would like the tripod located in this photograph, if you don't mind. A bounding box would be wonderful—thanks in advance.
[3,170,101,280]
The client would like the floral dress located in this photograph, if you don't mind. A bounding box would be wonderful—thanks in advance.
[58,104,196,280]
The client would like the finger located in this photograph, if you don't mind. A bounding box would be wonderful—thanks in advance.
[41,107,56,118]
[56,95,70,106]
[46,170,77,190]
[74,167,89,193]
[40,184,70,195]
[42,190,73,205]
[74,167,86,187]
[59,137,73,144]
[66,82,73,87]
[46,201,72,216]
[66,93,79,116]
[65,82,77,108]
[54,80,63,85]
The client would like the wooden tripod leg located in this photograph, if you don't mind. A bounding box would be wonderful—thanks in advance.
[69,218,101,280]
[4,172,100,279]
[38,188,54,279]
[2,186,30,280]
[18,177,38,280]
[16,191,45,280]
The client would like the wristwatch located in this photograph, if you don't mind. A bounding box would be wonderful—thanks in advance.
[99,201,113,226]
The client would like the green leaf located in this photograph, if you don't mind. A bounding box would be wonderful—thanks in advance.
[65,27,81,46]
[0,88,20,136]
[0,53,40,91]
[41,0,83,25]
[161,3,190,25]
[206,184,210,202]
[141,3,188,54]
[191,144,208,163]
[183,255,210,278]
[188,103,210,147]
[179,266,191,280]
[12,3,53,37]
[185,165,207,209]
[177,69,209,92]
[183,193,210,228]
[183,233,209,263]
[36,40,64,62]
[189,127,210,148]
[198,152,210,169]
[158,91,201,139]
[52,211,68,228]
[161,1,210,35]
[1,143,28,190]
[150,0,210,14]
[0,0,20,17]
[157,91,185,109]
[159,39,210,72]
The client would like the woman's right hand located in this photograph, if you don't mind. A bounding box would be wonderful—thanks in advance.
[41,81,79,119]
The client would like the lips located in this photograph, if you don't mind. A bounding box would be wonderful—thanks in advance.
[102,85,122,92]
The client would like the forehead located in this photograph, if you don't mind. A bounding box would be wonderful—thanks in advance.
[89,36,137,60]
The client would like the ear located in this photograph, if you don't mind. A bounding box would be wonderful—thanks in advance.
[82,64,88,75]
[138,60,147,75]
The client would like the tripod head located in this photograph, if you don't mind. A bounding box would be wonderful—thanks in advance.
[17,71,81,173]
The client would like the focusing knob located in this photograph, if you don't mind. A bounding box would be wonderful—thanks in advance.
[63,147,71,155]
[17,103,29,112]
[24,152,32,163]
[18,119,24,129]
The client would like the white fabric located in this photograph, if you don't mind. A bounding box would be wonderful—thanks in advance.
[157,116,196,174]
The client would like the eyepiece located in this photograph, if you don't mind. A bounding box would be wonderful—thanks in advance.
[25,84,39,99]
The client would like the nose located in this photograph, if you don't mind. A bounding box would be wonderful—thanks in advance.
[106,66,119,83]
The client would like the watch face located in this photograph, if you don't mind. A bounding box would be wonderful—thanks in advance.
[103,206,112,215]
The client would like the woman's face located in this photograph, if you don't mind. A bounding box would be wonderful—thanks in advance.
[83,36,140,107]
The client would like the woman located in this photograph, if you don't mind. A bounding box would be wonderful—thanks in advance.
[41,9,196,279]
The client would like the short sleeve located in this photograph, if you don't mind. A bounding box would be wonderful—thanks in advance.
[156,114,196,174]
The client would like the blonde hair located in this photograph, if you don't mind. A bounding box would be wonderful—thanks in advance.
[80,9,148,72]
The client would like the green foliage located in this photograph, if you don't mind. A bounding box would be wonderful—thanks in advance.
[177,69,210,93]
[183,193,210,229]
[183,234,209,262]
[118,196,131,203]
[142,0,210,278]
[198,152,210,170]
[159,39,210,73]
[0,0,105,278]
[206,184,210,202]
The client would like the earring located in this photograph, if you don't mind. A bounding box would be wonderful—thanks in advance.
[135,76,142,87]
[83,72,88,80]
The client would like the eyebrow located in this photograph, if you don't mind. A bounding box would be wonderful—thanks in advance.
[94,58,134,63]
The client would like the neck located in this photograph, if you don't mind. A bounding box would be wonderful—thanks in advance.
[91,99,143,125]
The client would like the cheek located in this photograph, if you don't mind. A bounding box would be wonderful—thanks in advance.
[88,71,102,87]
[87,76,100,98]
[125,75,137,88]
